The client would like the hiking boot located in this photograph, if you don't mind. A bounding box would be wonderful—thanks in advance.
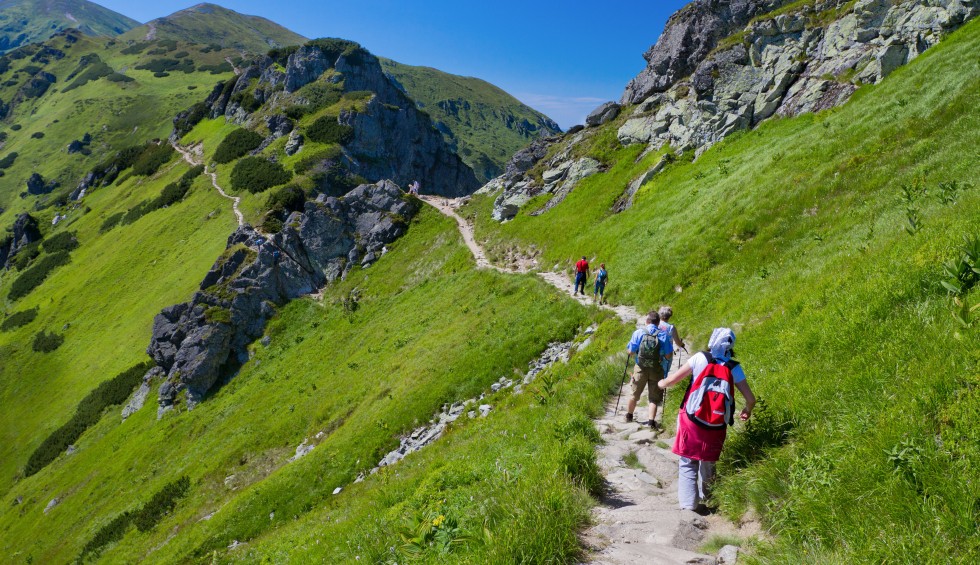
[650,420,663,432]
[625,413,633,423]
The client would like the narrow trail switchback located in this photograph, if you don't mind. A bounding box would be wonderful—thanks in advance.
[420,195,756,564]
[172,142,245,227]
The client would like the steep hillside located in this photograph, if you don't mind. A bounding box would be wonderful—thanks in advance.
[463,14,980,563]
[0,29,242,227]
[121,3,307,53]
[380,57,561,182]
[0,0,138,52]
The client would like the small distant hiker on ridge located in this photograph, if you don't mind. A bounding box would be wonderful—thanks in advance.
[658,328,756,513]
[574,256,589,295]
[593,263,608,304]
[408,180,420,196]
[624,310,666,429]
[658,305,687,377]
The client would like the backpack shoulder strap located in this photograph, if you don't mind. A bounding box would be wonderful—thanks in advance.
[701,350,714,365]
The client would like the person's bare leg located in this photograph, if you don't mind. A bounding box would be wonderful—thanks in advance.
[648,402,658,426]
[626,397,638,419]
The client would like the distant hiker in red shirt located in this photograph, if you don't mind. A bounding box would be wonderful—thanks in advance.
[574,256,589,295]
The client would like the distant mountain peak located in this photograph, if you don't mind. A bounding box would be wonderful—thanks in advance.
[0,0,139,52]
[121,2,307,53]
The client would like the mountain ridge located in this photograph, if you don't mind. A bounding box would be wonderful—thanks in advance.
[0,0,138,52]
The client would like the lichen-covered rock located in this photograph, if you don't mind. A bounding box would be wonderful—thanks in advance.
[1,213,42,269]
[618,0,980,156]
[147,180,418,412]
[198,41,479,197]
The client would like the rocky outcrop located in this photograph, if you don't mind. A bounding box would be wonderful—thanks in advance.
[146,180,418,413]
[618,0,980,154]
[1,213,41,268]
[481,0,978,221]
[586,102,621,127]
[198,40,480,197]
[26,173,58,195]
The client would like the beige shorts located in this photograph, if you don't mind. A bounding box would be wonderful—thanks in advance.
[631,364,665,405]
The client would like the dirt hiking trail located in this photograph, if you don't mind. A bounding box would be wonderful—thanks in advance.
[172,142,245,227]
[421,195,756,564]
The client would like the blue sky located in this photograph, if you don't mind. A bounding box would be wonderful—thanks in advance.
[95,1,689,129]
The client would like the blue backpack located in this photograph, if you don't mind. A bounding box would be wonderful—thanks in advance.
[658,323,674,355]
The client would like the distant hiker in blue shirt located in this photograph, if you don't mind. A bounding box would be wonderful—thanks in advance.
[593,263,608,304]
[625,310,666,428]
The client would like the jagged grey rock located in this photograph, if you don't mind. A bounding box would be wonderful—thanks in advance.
[586,101,621,126]
[147,180,419,412]
[202,41,479,197]
[284,130,303,156]
[121,366,165,419]
[718,544,741,564]
[1,213,41,269]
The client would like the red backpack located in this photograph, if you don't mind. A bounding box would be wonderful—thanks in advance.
[682,352,737,429]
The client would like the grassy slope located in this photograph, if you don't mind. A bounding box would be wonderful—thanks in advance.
[0,0,139,52]
[120,3,307,52]
[463,18,980,563]
[380,58,561,183]
[0,33,237,227]
[0,202,619,563]
[0,156,237,494]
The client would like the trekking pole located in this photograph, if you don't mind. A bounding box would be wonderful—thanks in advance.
[614,354,632,415]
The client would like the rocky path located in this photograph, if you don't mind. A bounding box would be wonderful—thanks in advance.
[420,196,641,325]
[172,142,245,227]
[420,195,751,564]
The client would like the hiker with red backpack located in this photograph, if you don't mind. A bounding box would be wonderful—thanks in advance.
[657,328,755,512]
[623,310,667,429]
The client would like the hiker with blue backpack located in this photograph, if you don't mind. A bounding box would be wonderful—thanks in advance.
[657,328,755,512]
[658,306,687,377]
[593,263,608,304]
[623,310,667,429]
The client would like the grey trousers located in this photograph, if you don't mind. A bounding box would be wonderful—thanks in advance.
[678,457,715,510]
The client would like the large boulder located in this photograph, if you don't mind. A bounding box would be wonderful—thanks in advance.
[586,102,621,127]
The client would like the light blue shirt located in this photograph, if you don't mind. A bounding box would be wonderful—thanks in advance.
[627,324,658,356]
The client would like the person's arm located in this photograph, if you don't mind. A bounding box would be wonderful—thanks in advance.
[734,380,756,421]
[671,326,686,350]
[658,359,693,389]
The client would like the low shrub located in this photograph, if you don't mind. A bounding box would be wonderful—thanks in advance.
[105,72,133,83]
[41,231,79,253]
[0,151,17,169]
[305,115,354,145]
[24,361,153,476]
[266,184,307,214]
[131,143,174,176]
[100,212,124,233]
[30,131,44,139]
[1,306,38,331]
[293,145,342,174]
[32,330,64,353]
[214,128,264,164]
[8,251,71,301]
[62,54,113,92]
[230,157,292,194]
[9,240,40,270]
[135,58,195,74]
[197,62,233,74]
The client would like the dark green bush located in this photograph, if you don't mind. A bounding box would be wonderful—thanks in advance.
[131,143,174,176]
[0,151,17,169]
[214,128,264,164]
[120,42,149,55]
[32,330,64,353]
[9,240,40,270]
[230,157,292,194]
[266,184,307,214]
[10,124,21,131]
[306,115,353,145]
[62,54,113,92]
[121,201,153,226]
[155,182,189,208]
[30,132,44,139]
[197,62,233,74]
[1,307,38,331]
[306,38,364,64]
[294,145,342,174]
[41,231,78,253]
[100,212,124,233]
[8,251,70,301]
[133,476,191,532]
[231,89,262,113]
[24,361,152,477]
[135,58,195,74]
[78,475,190,560]
[268,45,300,66]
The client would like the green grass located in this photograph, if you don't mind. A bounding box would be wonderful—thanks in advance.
[623,450,645,470]
[459,17,980,563]
[0,204,637,563]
